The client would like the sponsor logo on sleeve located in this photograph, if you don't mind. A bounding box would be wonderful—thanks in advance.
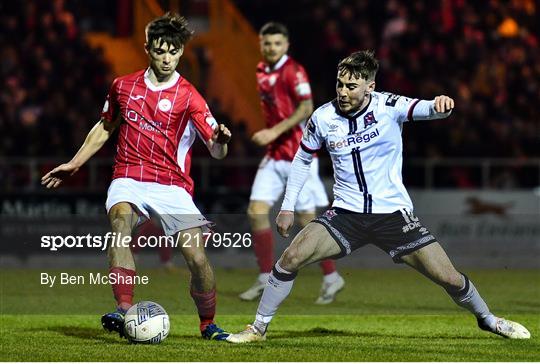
[306,118,316,134]
[385,93,401,107]
[303,119,316,142]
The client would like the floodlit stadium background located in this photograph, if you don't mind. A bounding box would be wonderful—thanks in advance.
[1,0,539,269]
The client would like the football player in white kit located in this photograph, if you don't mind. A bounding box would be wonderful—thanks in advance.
[227,50,530,343]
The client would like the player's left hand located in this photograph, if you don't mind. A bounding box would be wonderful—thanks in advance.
[276,210,295,238]
[252,128,279,146]
[434,95,454,113]
[212,124,232,144]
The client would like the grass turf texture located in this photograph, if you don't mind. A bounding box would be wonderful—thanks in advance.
[1,268,539,361]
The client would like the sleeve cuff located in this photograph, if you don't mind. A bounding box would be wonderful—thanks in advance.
[406,99,421,122]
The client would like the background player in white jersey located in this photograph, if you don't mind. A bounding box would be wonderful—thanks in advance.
[227,50,530,343]
[42,13,232,341]
[241,22,344,304]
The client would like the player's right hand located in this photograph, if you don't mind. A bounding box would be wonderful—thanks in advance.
[276,210,295,238]
[41,162,80,189]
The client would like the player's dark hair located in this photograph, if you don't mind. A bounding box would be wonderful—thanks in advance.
[259,22,289,38]
[338,50,379,81]
[145,12,194,50]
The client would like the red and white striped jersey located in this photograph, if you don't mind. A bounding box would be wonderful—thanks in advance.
[101,69,217,195]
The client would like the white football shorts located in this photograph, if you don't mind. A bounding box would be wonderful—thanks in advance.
[105,178,211,236]
[249,156,329,211]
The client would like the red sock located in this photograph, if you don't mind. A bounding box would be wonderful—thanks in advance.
[110,267,135,311]
[252,228,274,273]
[319,259,336,275]
[190,288,216,332]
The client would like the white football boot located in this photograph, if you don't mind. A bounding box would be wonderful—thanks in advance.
[226,324,266,343]
[478,317,531,339]
[239,280,266,301]
[315,275,345,304]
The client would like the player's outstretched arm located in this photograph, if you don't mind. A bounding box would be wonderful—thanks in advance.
[206,124,231,159]
[41,118,118,189]
[252,99,313,146]
[411,95,455,121]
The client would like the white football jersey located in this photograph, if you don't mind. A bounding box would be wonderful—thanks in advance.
[301,91,422,213]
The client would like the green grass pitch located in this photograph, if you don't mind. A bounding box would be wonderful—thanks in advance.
[1,268,539,361]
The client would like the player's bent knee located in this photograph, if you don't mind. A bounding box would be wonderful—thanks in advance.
[185,252,209,270]
[108,203,136,233]
[247,201,272,229]
[110,217,131,234]
[280,247,305,271]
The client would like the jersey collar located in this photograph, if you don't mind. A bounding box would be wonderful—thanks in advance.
[265,54,289,73]
[143,68,181,91]
[332,94,372,119]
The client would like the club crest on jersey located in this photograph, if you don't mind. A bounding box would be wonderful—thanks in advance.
[158,98,172,112]
[363,111,377,128]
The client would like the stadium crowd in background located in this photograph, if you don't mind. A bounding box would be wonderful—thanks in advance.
[2,0,539,189]
[1,0,113,158]
[236,0,539,187]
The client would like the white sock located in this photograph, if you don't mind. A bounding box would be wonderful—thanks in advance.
[448,273,496,330]
[253,262,297,334]
[323,271,340,284]
[257,273,270,284]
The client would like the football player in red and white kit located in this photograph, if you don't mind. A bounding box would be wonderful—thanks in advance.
[42,13,231,341]
[240,22,345,304]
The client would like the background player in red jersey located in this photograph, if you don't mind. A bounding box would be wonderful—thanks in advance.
[240,22,345,304]
[41,12,232,341]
